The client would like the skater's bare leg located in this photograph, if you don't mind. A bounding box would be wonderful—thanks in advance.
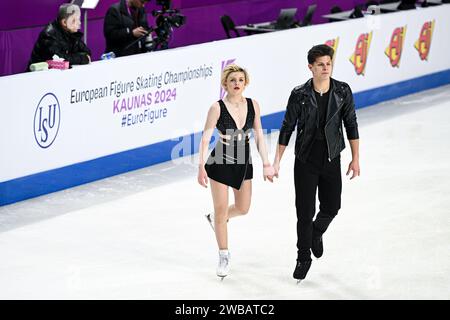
[210,179,229,249]
[228,180,252,219]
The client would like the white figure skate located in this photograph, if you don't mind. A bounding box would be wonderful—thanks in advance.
[216,250,230,280]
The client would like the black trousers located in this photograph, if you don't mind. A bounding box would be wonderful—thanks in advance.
[294,139,342,261]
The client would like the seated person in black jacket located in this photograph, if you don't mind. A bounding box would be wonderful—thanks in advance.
[104,0,150,57]
[28,4,91,70]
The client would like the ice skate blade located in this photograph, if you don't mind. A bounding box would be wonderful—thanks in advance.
[296,279,303,284]
[205,214,214,232]
[218,275,227,281]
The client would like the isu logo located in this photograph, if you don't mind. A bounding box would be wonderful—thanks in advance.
[414,20,435,61]
[350,32,372,75]
[34,93,61,149]
[325,37,339,60]
[385,26,407,68]
[220,58,236,99]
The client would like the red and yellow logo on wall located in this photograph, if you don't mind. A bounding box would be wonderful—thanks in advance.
[414,20,435,61]
[385,26,406,68]
[350,32,372,76]
[325,37,339,60]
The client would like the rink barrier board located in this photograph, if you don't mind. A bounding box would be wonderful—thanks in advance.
[1,68,450,206]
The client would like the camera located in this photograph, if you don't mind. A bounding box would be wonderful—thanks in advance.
[365,5,380,15]
[145,0,186,51]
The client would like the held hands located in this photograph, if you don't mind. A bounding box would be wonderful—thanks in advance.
[197,165,209,188]
[346,159,360,180]
[263,161,280,183]
[263,164,275,183]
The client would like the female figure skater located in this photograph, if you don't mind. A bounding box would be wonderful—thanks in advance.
[197,64,274,279]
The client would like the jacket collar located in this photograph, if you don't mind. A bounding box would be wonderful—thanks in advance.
[303,78,342,93]
[120,0,131,16]
[331,78,344,97]
[50,20,83,39]
[302,78,343,122]
[301,78,345,98]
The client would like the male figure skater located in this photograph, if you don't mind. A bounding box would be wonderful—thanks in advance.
[273,44,360,281]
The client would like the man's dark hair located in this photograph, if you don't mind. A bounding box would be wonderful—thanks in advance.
[307,44,334,64]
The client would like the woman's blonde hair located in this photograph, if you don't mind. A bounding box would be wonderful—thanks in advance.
[221,64,250,88]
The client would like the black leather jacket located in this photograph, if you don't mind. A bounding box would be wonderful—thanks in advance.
[104,0,149,57]
[28,20,91,69]
[279,78,359,162]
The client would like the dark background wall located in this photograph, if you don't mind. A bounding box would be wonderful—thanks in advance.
[0,0,365,76]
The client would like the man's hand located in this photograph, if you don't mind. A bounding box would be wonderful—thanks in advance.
[346,160,360,180]
[132,27,148,38]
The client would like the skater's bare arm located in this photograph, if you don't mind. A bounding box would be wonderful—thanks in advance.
[252,100,274,182]
[346,139,360,180]
[252,100,270,164]
[197,103,219,187]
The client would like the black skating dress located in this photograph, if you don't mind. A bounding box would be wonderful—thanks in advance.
[204,98,255,190]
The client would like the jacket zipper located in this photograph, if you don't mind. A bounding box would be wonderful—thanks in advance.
[324,97,343,162]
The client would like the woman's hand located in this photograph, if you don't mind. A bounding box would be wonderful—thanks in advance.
[197,165,209,188]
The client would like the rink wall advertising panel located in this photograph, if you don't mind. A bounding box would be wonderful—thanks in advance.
[1,6,450,205]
